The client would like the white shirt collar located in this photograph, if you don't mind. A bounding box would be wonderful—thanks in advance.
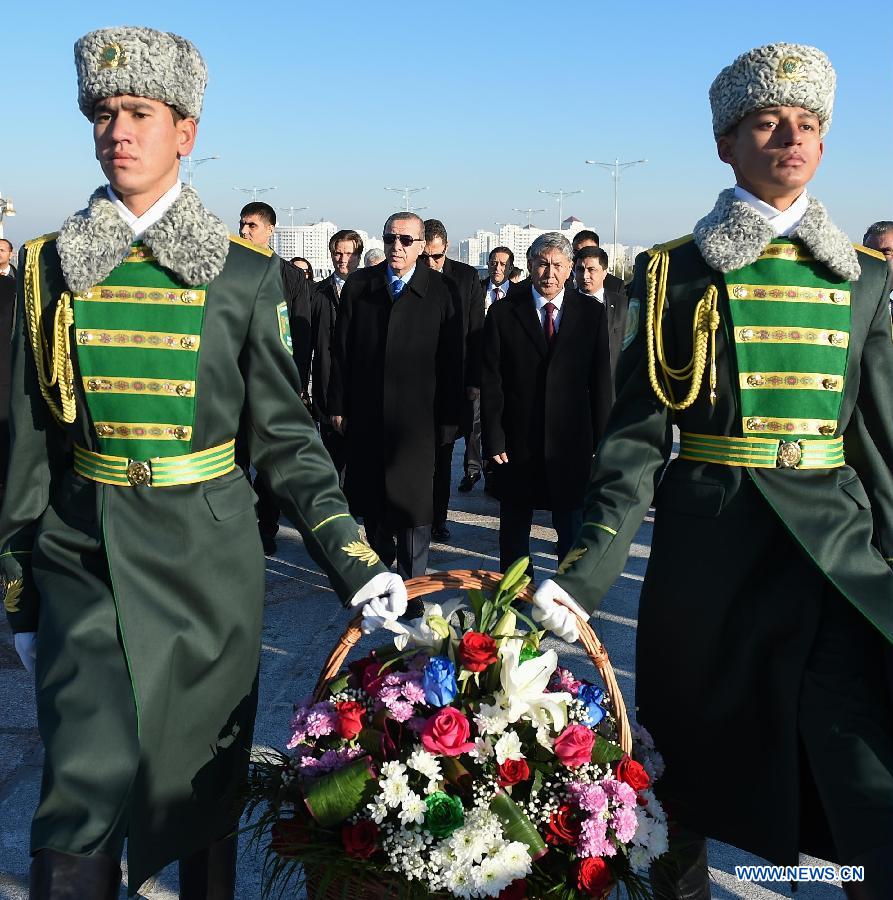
[488,280,507,296]
[0,265,11,277]
[106,181,183,239]
[333,273,345,289]
[532,286,565,310]
[733,184,809,237]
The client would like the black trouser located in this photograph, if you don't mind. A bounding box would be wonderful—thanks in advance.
[252,469,280,540]
[498,503,583,575]
[320,424,347,485]
[433,441,454,526]
[463,395,483,477]
[364,517,431,580]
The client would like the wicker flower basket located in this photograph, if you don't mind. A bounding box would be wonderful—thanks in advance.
[302,569,632,900]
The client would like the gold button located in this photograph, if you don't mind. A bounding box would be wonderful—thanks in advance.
[180,336,197,349]
[97,424,114,437]
[176,383,192,397]
[173,426,189,440]
[733,286,748,299]
[181,290,196,304]
[746,417,765,431]
[746,374,764,387]
[78,331,94,344]
[87,379,100,391]
[740,328,754,342]
[85,290,94,299]
[126,460,152,487]
[828,332,845,346]
[830,291,845,303]
[819,424,836,435]
[821,378,838,390]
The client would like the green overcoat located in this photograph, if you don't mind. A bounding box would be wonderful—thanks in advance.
[0,188,386,892]
[555,201,893,864]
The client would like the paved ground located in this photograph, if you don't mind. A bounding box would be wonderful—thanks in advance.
[0,446,846,898]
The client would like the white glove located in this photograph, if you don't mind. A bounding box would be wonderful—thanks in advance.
[14,632,37,675]
[349,572,408,634]
[532,580,589,643]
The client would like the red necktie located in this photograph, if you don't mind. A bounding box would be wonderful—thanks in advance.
[543,301,556,345]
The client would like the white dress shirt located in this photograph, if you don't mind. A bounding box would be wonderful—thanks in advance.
[734,184,809,237]
[333,273,346,296]
[532,286,565,332]
[0,266,12,278]
[106,180,183,239]
[485,281,508,311]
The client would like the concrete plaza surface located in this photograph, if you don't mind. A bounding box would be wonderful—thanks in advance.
[0,448,846,899]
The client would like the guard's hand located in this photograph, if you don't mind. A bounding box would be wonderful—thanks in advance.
[331,415,346,435]
[349,572,408,634]
[491,452,509,464]
[14,632,37,675]
[532,579,589,643]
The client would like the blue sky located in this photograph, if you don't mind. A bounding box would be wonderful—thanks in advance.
[2,0,891,250]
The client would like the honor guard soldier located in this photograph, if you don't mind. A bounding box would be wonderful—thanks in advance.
[533,43,893,899]
[0,26,407,900]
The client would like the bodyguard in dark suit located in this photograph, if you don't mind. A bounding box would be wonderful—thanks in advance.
[482,231,612,573]
[0,238,15,281]
[423,220,484,539]
[329,212,464,579]
[574,245,628,376]
[572,229,626,296]
[0,272,14,495]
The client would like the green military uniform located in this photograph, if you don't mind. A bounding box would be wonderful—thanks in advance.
[0,183,386,891]
[554,186,893,867]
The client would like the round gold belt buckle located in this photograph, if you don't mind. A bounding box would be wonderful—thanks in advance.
[126,460,152,486]
[776,441,802,469]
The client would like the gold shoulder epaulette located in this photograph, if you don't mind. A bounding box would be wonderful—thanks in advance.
[229,234,273,257]
[649,234,694,256]
[853,243,886,262]
[24,231,59,251]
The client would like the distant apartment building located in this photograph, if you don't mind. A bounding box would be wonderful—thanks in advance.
[274,222,376,278]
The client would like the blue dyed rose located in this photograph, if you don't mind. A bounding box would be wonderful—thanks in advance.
[422,657,458,707]
[578,684,607,726]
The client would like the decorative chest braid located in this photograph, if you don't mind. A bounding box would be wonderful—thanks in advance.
[72,243,207,459]
[725,239,851,440]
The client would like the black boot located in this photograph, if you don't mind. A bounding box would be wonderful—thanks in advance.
[649,826,711,900]
[178,834,237,900]
[843,843,893,900]
[30,849,121,900]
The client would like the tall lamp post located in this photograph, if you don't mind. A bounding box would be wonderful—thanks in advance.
[278,206,309,227]
[538,188,582,229]
[180,154,220,186]
[0,190,16,240]
[384,186,428,212]
[512,207,546,228]
[584,158,646,275]
[234,186,277,202]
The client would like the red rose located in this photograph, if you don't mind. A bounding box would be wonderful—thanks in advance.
[545,804,582,846]
[342,819,379,859]
[421,707,476,756]
[554,724,595,768]
[614,754,650,792]
[498,879,528,899]
[575,857,613,897]
[335,701,366,740]
[271,818,311,856]
[497,758,530,787]
[459,631,499,672]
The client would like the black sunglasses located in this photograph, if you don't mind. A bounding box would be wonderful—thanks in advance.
[420,252,446,262]
[383,232,423,247]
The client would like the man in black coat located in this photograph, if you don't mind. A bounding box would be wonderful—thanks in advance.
[423,219,485,540]
[482,231,612,574]
[572,229,626,296]
[310,229,364,479]
[329,212,463,578]
[0,271,14,497]
[574,245,628,377]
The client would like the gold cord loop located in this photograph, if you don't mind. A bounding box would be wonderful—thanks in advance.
[645,248,720,410]
[24,237,77,425]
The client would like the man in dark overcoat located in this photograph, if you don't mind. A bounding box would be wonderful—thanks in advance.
[0,270,14,497]
[533,43,893,899]
[481,231,612,574]
[422,218,484,541]
[0,26,407,900]
[329,212,463,579]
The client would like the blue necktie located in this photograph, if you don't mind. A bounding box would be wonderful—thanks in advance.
[392,279,405,298]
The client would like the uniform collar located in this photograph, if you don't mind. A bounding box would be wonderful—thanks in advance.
[733,185,809,237]
[106,181,183,238]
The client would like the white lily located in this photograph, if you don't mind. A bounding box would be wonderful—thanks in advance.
[380,595,466,651]
[495,640,571,731]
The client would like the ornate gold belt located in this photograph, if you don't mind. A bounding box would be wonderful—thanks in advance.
[678,432,844,470]
[73,439,236,487]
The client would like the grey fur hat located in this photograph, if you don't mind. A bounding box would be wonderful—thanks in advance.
[709,43,835,138]
[75,26,207,120]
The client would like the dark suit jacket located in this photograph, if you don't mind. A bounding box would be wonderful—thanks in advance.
[578,288,628,377]
[604,271,625,296]
[310,274,339,419]
[441,258,484,389]
[481,286,612,510]
[278,256,312,389]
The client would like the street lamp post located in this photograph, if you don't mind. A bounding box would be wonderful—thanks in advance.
[512,208,546,228]
[278,206,309,227]
[0,190,16,241]
[584,158,646,275]
[538,188,583,229]
[384,186,428,212]
[180,154,220,186]
[234,186,277,202]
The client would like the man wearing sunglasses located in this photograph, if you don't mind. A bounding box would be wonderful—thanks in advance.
[422,219,484,543]
[329,212,464,582]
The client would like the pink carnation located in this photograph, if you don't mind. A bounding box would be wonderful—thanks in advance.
[578,816,615,858]
[611,805,638,843]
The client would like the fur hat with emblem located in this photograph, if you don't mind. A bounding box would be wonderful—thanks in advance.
[709,43,835,139]
[74,26,207,121]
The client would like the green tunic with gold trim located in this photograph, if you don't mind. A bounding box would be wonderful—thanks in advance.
[0,188,386,891]
[553,193,893,865]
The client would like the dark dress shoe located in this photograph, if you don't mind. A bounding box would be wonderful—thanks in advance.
[30,849,121,900]
[261,535,277,556]
[457,472,481,492]
[431,523,451,541]
[179,834,237,900]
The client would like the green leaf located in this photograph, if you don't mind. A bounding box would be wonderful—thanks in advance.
[490,790,547,860]
[530,767,544,797]
[303,756,376,827]
[326,675,349,697]
[591,735,625,767]
[468,589,485,629]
